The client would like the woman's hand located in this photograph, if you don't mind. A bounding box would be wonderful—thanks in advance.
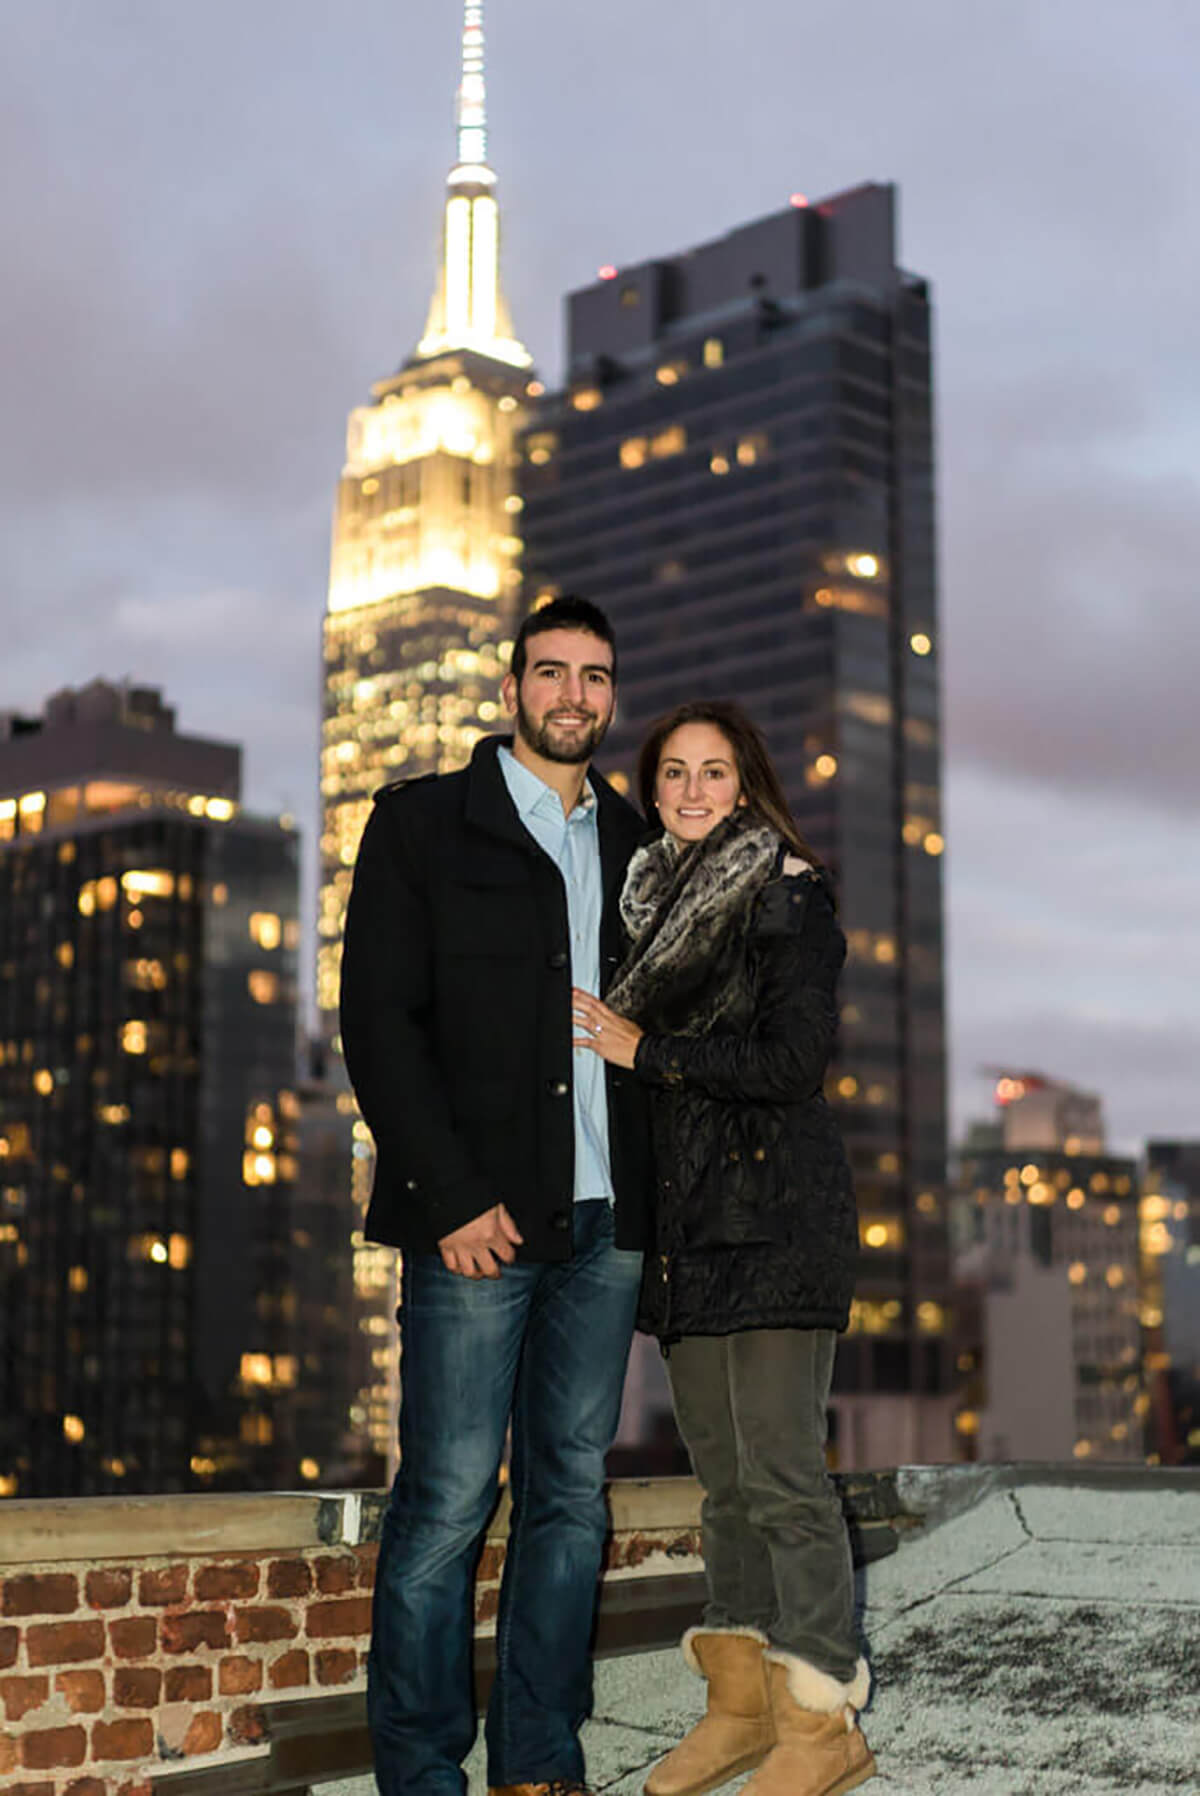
[572,989,643,1070]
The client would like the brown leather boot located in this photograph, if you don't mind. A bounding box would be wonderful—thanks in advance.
[644,1627,774,1796]
[741,1655,875,1796]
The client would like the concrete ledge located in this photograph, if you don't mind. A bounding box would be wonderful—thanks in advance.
[6,1464,1196,1568]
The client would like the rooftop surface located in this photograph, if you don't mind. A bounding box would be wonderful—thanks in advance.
[324,1470,1200,1796]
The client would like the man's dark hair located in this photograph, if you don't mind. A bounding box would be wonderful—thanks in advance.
[510,596,617,684]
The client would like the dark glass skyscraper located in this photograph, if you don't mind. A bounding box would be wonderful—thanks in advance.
[0,682,307,1497]
[519,185,953,1464]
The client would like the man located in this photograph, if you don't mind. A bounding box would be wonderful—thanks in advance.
[340,596,651,1796]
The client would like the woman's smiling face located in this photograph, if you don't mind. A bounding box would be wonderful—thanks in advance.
[654,721,744,843]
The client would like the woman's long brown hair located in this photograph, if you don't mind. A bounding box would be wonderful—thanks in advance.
[635,699,820,865]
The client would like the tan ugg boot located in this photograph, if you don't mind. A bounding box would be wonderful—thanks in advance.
[644,1627,775,1796]
[741,1654,876,1796]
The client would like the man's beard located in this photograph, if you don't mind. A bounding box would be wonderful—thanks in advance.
[515,696,610,765]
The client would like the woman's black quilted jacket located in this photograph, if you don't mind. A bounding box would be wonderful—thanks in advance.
[633,864,858,1341]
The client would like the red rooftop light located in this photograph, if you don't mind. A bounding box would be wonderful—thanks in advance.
[790,193,809,208]
[598,265,618,280]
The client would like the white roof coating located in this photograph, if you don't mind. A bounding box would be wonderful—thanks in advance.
[322,1475,1200,1796]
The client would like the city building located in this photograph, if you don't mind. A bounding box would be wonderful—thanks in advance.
[316,0,537,1469]
[952,1074,1144,1464]
[518,186,952,1467]
[1140,1139,1200,1464]
[0,681,303,1497]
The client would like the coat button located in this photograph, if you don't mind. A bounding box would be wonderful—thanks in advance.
[547,1079,569,1097]
[547,951,568,970]
[551,1210,571,1230]
[405,1179,418,1190]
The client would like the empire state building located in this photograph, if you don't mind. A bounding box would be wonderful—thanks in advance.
[317,0,535,1029]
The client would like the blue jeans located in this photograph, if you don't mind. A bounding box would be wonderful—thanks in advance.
[368,1200,642,1795]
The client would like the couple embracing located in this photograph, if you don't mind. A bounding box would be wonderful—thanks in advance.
[340,597,875,1796]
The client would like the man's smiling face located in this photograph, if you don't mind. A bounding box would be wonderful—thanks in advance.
[503,627,616,765]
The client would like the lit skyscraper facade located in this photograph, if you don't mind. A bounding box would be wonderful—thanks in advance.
[318,1,534,1462]
[0,683,302,1498]
[519,187,952,1467]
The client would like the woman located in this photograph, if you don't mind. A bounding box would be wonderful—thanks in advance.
[573,701,874,1796]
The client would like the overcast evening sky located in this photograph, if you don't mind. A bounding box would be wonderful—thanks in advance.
[3,1,1198,1152]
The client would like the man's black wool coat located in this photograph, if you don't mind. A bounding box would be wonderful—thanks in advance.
[339,735,652,1261]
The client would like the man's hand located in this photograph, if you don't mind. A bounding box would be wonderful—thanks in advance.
[437,1204,524,1280]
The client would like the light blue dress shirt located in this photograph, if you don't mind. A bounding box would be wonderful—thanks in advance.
[498,746,614,1204]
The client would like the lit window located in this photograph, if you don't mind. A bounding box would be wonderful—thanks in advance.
[1103,1203,1121,1225]
[955,1411,979,1437]
[837,1075,858,1098]
[527,432,557,465]
[68,1266,88,1293]
[916,1301,946,1334]
[910,632,933,656]
[56,942,74,969]
[243,1150,277,1187]
[252,1124,274,1150]
[619,285,640,307]
[299,1458,321,1481]
[924,833,945,857]
[498,395,519,413]
[526,379,545,397]
[655,362,685,386]
[122,870,174,900]
[62,1414,85,1444]
[170,1149,189,1180]
[877,1152,900,1174]
[361,477,379,495]
[874,938,896,964]
[1068,1262,1087,1285]
[1073,1439,1092,1459]
[619,437,648,469]
[710,453,730,476]
[240,1353,273,1386]
[96,878,118,911]
[916,1192,939,1215]
[211,883,228,906]
[861,1217,905,1250]
[651,426,686,458]
[814,754,837,779]
[570,386,603,411]
[248,970,280,1005]
[846,552,880,578]
[1105,1266,1126,1288]
[736,434,766,466]
[1066,1187,1085,1210]
[205,798,235,822]
[121,1021,147,1055]
[703,337,724,368]
[249,912,282,951]
[33,1069,54,1097]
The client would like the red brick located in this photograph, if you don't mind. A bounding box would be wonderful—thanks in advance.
[315,1647,358,1686]
[314,1554,356,1595]
[26,1620,104,1667]
[0,1624,19,1668]
[116,1782,153,1796]
[194,1562,259,1602]
[218,1654,263,1695]
[85,1568,133,1609]
[475,1586,499,1624]
[0,1732,16,1773]
[55,1669,106,1713]
[354,1544,378,1587]
[267,1648,310,1689]
[2,1573,79,1618]
[477,1544,505,1581]
[1,1673,50,1720]
[228,1703,268,1745]
[19,1725,87,1769]
[109,1616,157,1659]
[137,1564,188,1606]
[113,1666,161,1708]
[164,1664,212,1702]
[267,1557,312,1598]
[6,1784,56,1796]
[305,1596,372,1639]
[161,1609,230,1654]
[92,1717,154,1762]
[65,1780,108,1796]
[232,1605,297,1645]
[183,1710,222,1756]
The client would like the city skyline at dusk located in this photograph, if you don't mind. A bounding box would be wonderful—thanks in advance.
[3,1,1199,1150]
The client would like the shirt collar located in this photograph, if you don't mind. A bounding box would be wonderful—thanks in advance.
[498,744,596,824]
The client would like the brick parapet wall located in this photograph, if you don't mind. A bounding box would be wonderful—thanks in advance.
[0,1483,704,1796]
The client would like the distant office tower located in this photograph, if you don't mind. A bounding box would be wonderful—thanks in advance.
[0,682,302,1498]
[952,1074,1144,1464]
[1140,1140,1200,1465]
[519,186,951,1467]
[317,0,535,1467]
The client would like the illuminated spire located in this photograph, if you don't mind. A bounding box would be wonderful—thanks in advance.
[416,0,531,369]
[456,0,487,169]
